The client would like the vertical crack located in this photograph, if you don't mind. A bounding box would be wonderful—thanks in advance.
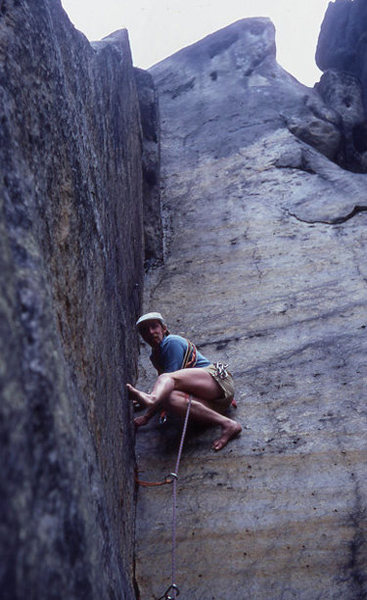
[344,475,367,598]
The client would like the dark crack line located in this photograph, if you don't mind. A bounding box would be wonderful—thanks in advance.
[346,476,367,598]
[198,335,242,350]
[234,330,360,378]
[287,205,367,225]
[335,435,367,598]
[200,299,367,354]
[276,163,317,175]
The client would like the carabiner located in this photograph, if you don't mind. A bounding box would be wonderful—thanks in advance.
[159,411,168,424]
[158,583,180,599]
[215,361,229,380]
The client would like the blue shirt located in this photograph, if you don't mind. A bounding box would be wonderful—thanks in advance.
[150,334,211,373]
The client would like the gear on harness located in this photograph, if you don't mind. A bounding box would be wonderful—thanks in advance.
[159,411,168,424]
[215,361,229,380]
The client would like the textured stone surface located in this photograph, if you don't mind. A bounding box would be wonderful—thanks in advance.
[1,2,144,598]
[315,0,367,171]
[135,68,163,268]
[316,70,365,130]
[316,0,367,92]
[315,69,367,171]
[134,19,367,599]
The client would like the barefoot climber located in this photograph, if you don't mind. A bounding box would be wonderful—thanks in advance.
[127,312,242,451]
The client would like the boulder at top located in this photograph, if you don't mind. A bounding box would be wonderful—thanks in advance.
[316,0,367,171]
[150,19,338,163]
[149,17,367,174]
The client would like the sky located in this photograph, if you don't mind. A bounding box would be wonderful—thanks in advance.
[61,0,332,87]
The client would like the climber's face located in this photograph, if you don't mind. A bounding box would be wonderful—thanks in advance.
[138,319,166,347]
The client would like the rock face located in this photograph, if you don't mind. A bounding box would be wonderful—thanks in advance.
[0,2,146,598]
[134,68,163,268]
[134,18,367,600]
[315,69,367,171]
[316,0,367,93]
[316,0,367,171]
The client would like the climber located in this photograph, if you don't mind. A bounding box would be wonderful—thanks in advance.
[127,312,242,451]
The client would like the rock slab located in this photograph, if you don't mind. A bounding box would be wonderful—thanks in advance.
[134,19,367,600]
[135,67,163,268]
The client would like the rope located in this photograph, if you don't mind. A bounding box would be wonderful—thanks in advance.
[156,393,192,600]
[170,394,192,598]
[135,471,174,487]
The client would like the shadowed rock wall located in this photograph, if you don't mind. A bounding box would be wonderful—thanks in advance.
[134,68,163,268]
[0,1,146,598]
[134,18,367,599]
[316,0,367,171]
[316,0,367,101]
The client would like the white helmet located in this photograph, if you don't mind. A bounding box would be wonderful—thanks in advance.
[136,312,166,328]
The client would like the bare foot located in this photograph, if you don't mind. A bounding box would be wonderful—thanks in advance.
[212,420,242,451]
[134,414,150,427]
[126,383,154,408]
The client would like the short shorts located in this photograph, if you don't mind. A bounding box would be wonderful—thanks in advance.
[202,363,235,410]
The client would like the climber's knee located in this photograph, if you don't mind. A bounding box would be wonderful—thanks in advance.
[164,390,188,409]
[157,373,174,388]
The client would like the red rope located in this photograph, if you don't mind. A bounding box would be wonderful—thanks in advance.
[135,471,174,487]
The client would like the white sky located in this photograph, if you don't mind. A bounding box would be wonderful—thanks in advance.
[61,0,331,87]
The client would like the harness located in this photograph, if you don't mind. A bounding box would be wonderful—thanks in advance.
[181,338,197,369]
[151,337,236,421]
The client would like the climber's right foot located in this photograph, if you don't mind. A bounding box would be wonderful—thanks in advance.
[212,420,242,451]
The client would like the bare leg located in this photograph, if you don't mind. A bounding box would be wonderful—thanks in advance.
[165,391,242,451]
[127,368,242,450]
[127,368,219,415]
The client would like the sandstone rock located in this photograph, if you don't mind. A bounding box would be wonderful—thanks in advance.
[134,18,367,600]
[315,69,367,171]
[135,68,163,268]
[316,70,365,128]
[286,113,341,160]
[1,2,144,598]
[143,18,352,175]
[315,0,367,171]
[283,92,343,161]
[316,0,367,90]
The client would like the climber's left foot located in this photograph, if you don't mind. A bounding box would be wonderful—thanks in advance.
[126,383,154,408]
